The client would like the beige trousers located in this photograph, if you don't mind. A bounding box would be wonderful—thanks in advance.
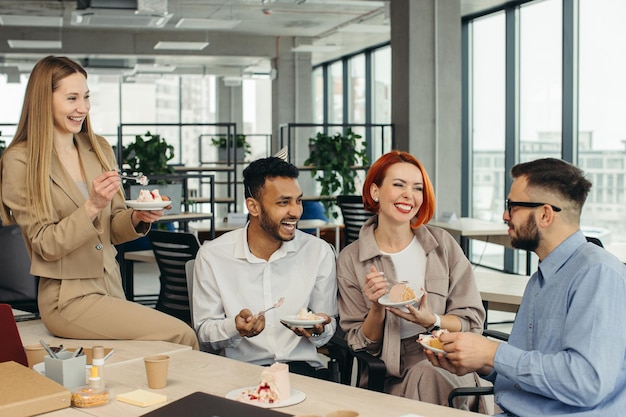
[38,276,198,349]
[385,337,494,414]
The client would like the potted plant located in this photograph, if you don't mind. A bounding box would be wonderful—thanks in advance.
[122,131,182,215]
[211,134,251,161]
[304,128,369,218]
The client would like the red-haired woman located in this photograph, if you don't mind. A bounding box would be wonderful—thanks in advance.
[337,150,492,412]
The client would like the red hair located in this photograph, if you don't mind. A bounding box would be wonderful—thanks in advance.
[362,150,436,228]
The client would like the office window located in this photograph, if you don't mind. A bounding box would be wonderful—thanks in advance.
[579,0,626,243]
[88,75,121,146]
[470,12,506,270]
[348,54,366,123]
[372,46,391,125]
[312,67,324,124]
[519,0,562,162]
[328,61,343,124]
[471,12,505,222]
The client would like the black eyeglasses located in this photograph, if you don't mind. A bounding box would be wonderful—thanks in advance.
[506,199,562,216]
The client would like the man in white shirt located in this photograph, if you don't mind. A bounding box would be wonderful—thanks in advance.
[192,156,338,379]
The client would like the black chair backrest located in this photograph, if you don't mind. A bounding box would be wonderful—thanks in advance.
[0,225,39,314]
[336,195,373,248]
[585,236,604,247]
[148,230,201,324]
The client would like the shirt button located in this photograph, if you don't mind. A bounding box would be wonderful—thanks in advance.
[514,384,521,390]
[95,244,103,250]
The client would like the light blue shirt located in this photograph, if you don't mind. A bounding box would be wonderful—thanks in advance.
[491,231,626,416]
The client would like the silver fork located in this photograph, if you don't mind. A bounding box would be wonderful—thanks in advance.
[257,296,285,317]
[119,172,149,185]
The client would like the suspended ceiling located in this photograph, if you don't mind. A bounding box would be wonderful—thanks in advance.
[0,0,515,79]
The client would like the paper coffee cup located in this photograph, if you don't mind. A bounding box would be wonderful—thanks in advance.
[24,344,47,369]
[144,355,169,389]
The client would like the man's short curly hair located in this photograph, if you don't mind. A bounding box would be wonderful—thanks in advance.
[243,156,299,199]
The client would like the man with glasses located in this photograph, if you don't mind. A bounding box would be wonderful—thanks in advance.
[426,158,626,416]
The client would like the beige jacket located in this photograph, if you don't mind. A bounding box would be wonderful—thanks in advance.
[0,133,145,282]
[337,215,485,378]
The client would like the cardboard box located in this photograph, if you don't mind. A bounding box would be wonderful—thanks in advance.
[0,361,71,417]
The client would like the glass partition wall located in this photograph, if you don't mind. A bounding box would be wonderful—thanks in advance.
[465,0,626,274]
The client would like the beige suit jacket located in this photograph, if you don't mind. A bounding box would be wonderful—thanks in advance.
[0,133,144,281]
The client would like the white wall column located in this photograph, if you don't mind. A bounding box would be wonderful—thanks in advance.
[391,0,462,218]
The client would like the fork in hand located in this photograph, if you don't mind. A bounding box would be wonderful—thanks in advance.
[257,296,285,317]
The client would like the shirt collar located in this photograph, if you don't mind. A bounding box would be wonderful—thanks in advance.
[537,230,587,284]
[234,222,299,262]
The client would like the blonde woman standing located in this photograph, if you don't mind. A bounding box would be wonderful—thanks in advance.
[0,56,197,348]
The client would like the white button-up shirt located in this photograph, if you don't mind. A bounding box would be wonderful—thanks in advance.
[192,225,338,368]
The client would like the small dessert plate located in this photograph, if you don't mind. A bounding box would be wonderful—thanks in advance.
[225,387,306,408]
[418,335,447,356]
[279,315,325,328]
[377,289,423,308]
[125,200,170,210]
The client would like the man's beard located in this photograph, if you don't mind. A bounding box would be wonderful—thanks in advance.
[258,205,295,242]
[510,214,540,252]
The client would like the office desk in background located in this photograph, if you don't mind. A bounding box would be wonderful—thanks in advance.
[188,219,343,252]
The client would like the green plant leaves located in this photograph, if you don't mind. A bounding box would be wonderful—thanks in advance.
[304,128,369,218]
[122,131,175,181]
[210,134,251,155]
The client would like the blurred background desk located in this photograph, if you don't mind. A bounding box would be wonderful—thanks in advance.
[188,219,343,252]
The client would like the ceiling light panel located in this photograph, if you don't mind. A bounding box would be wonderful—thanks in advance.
[292,45,342,53]
[0,15,63,27]
[154,41,209,51]
[7,40,62,49]
[175,18,241,30]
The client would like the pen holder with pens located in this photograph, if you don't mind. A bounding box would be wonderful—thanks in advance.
[44,351,87,389]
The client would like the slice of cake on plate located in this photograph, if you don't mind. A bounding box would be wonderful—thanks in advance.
[238,362,290,404]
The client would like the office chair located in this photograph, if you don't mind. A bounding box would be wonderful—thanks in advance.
[0,225,39,315]
[148,230,201,325]
[336,195,373,248]
[0,303,29,366]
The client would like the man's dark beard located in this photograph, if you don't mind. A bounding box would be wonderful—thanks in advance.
[258,204,295,242]
[510,214,540,252]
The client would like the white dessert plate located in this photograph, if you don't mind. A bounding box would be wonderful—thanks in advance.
[418,335,447,356]
[225,387,306,409]
[125,200,170,210]
[280,315,325,328]
[377,289,423,308]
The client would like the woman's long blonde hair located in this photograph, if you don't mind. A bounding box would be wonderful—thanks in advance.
[0,56,114,225]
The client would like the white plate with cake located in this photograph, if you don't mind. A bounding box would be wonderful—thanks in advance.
[125,200,170,210]
[226,362,306,408]
[226,387,306,409]
[418,331,448,356]
[280,315,325,328]
[378,282,423,308]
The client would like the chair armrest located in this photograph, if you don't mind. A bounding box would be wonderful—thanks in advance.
[351,349,387,392]
[448,386,495,408]
[483,329,510,341]
[320,333,354,385]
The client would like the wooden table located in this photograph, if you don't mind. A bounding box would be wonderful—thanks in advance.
[473,267,529,331]
[36,349,480,417]
[17,320,192,367]
[429,218,510,251]
[428,218,534,274]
